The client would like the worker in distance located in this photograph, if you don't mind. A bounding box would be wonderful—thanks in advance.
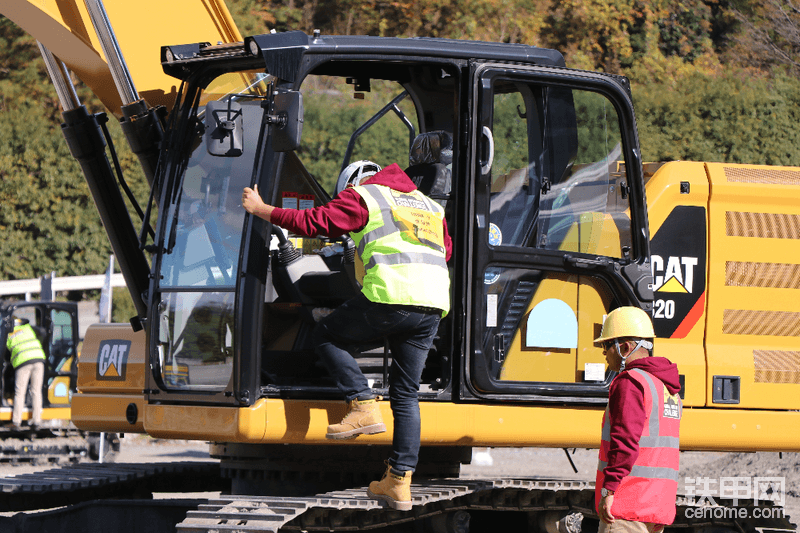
[5,317,47,430]
[595,306,682,533]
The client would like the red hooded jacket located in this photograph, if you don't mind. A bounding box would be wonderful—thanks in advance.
[597,356,683,524]
[270,163,452,261]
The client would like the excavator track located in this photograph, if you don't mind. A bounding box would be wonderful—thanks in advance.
[0,463,793,533]
[0,461,224,512]
[176,484,797,533]
[0,426,97,466]
[177,478,595,533]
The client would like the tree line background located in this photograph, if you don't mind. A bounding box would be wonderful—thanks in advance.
[1,0,800,318]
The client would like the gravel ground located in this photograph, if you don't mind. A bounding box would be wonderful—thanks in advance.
[0,436,795,527]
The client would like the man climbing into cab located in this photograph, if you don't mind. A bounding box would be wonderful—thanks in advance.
[242,154,451,511]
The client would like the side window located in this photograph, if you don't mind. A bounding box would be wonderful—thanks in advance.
[482,267,615,385]
[473,72,638,395]
[12,307,41,328]
[49,309,75,364]
[488,81,632,258]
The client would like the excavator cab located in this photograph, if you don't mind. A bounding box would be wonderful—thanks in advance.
[142,32,652,410]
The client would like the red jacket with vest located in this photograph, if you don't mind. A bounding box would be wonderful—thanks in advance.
[270,163,452,261]
[596,357,682,524]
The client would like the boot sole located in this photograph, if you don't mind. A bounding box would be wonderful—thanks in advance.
[367,487,413,511]
[325,423,387,440]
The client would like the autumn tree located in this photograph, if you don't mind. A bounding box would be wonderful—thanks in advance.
[729,0,800,73]
[0,16,150,282]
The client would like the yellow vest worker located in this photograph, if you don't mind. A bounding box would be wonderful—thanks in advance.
[242,159,452,511]
[6,320,46,428]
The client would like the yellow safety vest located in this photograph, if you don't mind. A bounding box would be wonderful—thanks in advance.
[351,184,450,315]
[6,324,46,369]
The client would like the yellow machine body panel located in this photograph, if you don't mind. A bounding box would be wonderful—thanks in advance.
[704,163,800,410]
[644,161,800,410]
[499,273,579,382]
[73,322,147,433]
[644,161,710,408]
[130,398,800,451]
[0,0,241,115]
[47,357,73,406]
[0,406,71,423]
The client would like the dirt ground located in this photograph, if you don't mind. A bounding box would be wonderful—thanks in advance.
[0,436,796,527]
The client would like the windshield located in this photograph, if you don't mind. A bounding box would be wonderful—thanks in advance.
[154,70,271,392]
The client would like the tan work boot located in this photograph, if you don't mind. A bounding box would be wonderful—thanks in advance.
[367,463,413,511]
[326,398,386,439]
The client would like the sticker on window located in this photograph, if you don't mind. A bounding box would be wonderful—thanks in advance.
[484,268,501,285]
[282,191,298,209]
[298,194,314,210]
[489,223,502,246]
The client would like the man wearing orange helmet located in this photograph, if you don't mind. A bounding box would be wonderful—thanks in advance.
[594,306,683,533]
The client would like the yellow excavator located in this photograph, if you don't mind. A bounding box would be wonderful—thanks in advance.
[0,1,798,532]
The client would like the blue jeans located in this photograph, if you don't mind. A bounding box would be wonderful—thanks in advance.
[313,294,441,473]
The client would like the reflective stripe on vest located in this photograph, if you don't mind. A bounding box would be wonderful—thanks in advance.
[6,324,46,369]
[596,367,682,525]
[351,184,450,314]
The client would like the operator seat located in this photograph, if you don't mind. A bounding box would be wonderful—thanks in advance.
[404,131,452,208]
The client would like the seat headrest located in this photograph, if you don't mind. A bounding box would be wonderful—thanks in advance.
[409,131,453,167]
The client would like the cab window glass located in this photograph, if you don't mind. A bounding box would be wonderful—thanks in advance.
[49,309,75,362]
[297,76,419,198]
[488,81,632,258]
[155,70,269,392]
[479,266,614,387]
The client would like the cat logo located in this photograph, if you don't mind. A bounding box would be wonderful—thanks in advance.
[663,388,682,419]
[96,340,131,381]
[652,255,698,294]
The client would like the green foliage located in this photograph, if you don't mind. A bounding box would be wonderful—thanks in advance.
[112,288,138,324]
[657,1,715,62]
[491,91,529,176]
[298,78,419,193]
[573,90,622,164]
[634,72,800,165]
[0,15,151,282]
[0,94,112,279]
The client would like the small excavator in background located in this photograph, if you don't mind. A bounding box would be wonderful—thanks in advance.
[0,299,117,463]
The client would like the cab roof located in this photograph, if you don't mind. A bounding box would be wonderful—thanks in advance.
[162,30,566,82]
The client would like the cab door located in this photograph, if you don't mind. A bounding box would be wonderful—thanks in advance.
[466,63,652,402]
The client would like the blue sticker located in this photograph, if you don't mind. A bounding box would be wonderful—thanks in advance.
[484,268,501,285]
[488,223,502,246]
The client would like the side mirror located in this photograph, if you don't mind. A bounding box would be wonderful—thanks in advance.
[206,100,243,157]
[270,91,303,152]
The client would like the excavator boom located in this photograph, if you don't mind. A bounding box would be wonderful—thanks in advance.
[0,0,241,115]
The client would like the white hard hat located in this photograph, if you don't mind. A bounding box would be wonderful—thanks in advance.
[335,160,382,195]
